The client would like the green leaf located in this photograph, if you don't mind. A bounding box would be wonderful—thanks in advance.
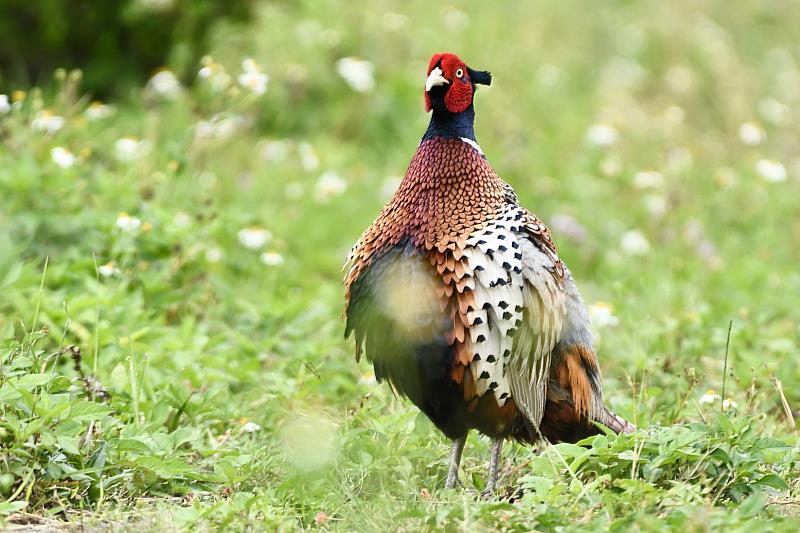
[170,427,201,449]
[40,400,71,423]
[617,450,638,461]
[0,385,22,403]
[550,443,587,460]
[17,373,51,390]
[471,471,485,491]
[69,400,113,421]
[753,437,791,449]
[358,451,372,466]
[116,438,156,455]
[57,435,82,455]
[92,442,107,469]
[134,456,194,478]
[754,473,789,491]
[738,491,768,517]
[0,500,27,516]
[110,363,129,393]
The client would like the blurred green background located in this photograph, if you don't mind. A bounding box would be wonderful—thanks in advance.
[0,0,799,530]
[0,0,253,96]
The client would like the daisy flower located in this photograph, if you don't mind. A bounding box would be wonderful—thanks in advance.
[51,147,76,169]
[238,227,272,249]
[699,389,721,405]
[336,57,375,93]
[238,58,268,95]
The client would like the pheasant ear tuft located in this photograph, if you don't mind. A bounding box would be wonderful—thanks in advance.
[467,67,492,86]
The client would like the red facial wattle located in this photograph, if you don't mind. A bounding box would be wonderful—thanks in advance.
[424,52,474,114]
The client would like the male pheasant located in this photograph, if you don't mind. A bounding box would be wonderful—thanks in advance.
[344,52,634,495]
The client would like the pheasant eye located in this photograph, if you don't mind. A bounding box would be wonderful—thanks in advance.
[456,68,464,78]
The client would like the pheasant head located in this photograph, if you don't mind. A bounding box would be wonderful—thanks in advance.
[424,52,492,114]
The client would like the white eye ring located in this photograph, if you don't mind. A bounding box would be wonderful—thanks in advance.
[455,68,464,78]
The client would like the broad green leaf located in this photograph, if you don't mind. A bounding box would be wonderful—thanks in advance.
[56,435,82,455]
[69,400,113,421]
[17,373,51,389]
[115,438,156,455]
[0,500,27,516]
[754,473,789,491]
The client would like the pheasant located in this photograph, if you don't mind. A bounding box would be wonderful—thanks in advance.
[344,52,635,495]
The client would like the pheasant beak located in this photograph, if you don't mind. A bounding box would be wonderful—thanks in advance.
[425,66,449,92]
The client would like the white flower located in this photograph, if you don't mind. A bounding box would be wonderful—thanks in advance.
[633,170,663,189]
[359,371,377,385]
[260,251,285,266]
[722,398,738,410]
[643,194,668,218]
[238,58,268,95]
[738,122,765,146]
[586,124,618,147]
[205,247,223,263]
[0,94,10,114]
[241,58,258,73]
[172,211,192,229]
[50,147,76,169]
[147,70,182,99]
[198,58,232,92]
[315,171,347,202]
[85,102,113,121]
[756,159,787,182]
[260,139,291,162]
[97,262,119,277]
[699,389,721,405]
[241,421,261,433]
[588,302,619,328]
[238,71,268,95]
[238,227,272,249]
[114,137,149,162]
[336,57,375,93]
[116,212,142,232]
[298,142,319,171]
[620,230,650,256]
[32,111,65,134]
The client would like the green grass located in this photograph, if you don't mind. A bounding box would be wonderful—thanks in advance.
[1,0,799,530]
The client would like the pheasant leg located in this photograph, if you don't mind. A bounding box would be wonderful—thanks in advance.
[445,435,467,489]
[481,437,504,497]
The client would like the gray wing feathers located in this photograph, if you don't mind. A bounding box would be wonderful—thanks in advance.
[507,237,567,426]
